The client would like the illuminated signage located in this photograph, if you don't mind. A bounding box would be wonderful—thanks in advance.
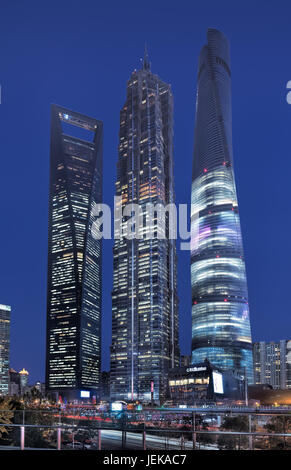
[80,390,90,398]
[186,366,207,373]
[212,372,224,394]
[111,402,123,411]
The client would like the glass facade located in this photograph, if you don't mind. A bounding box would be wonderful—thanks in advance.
[46,105,103,399]
[110,51,179,403]
[0,304,11,396]
[191,29,253,383]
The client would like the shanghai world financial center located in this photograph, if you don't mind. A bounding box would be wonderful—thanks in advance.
[46,106,103,400]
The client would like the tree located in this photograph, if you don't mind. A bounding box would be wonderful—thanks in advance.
[0,397,14,443]
[264,416,291,450]
[217,415,249,450]
[23,408,56,448]
[198,420,216,446]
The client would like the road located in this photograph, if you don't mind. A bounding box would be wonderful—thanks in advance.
[95,430,217,450]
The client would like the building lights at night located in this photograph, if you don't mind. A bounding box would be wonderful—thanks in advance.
[110,48,180,403]
[190,29,254,383]
[45,105,103,401]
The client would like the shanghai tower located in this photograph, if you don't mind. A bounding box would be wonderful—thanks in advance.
[110,49,179,402]
[46,105,103,400]
[191,29,253,383]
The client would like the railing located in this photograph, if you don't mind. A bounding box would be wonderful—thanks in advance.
[0,408,291,450]
[0,423,291,450]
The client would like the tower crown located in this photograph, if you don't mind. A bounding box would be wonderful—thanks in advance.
[142,43,151,71]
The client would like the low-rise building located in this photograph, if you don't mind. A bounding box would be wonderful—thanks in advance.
[168,359,245,405]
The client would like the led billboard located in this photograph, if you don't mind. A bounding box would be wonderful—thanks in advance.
[212,371,224,394]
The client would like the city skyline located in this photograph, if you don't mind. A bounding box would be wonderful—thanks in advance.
[0,1,290,383]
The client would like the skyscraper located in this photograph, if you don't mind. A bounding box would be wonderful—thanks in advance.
[0,304,11,396]
[46,105,103,400]
[110,49,179,402]
[19,368,29,394]
[253,340,291,389]
[191,29,253,383]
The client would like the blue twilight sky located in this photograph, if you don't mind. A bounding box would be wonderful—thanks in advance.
[0,0,291,383]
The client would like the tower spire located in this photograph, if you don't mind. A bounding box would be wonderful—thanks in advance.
[142,42,151,71]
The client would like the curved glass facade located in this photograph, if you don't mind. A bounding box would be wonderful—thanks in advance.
[191,29,253,383]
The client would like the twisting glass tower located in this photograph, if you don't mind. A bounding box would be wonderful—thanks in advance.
[191,29,253,383]
[46,105,103,400]
[110,49,179,402]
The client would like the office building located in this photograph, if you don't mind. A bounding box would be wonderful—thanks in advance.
[19,368,29,393]
[191,29,253,382]
[9,368,20,396]
[110,49,179,402]
[34,382,46,396]
[253,340,291,389]
[180,355,191,367]
[46,105,103,401]
[100,371,110,401]
[9,368,30,396]
[0,304,11,396]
